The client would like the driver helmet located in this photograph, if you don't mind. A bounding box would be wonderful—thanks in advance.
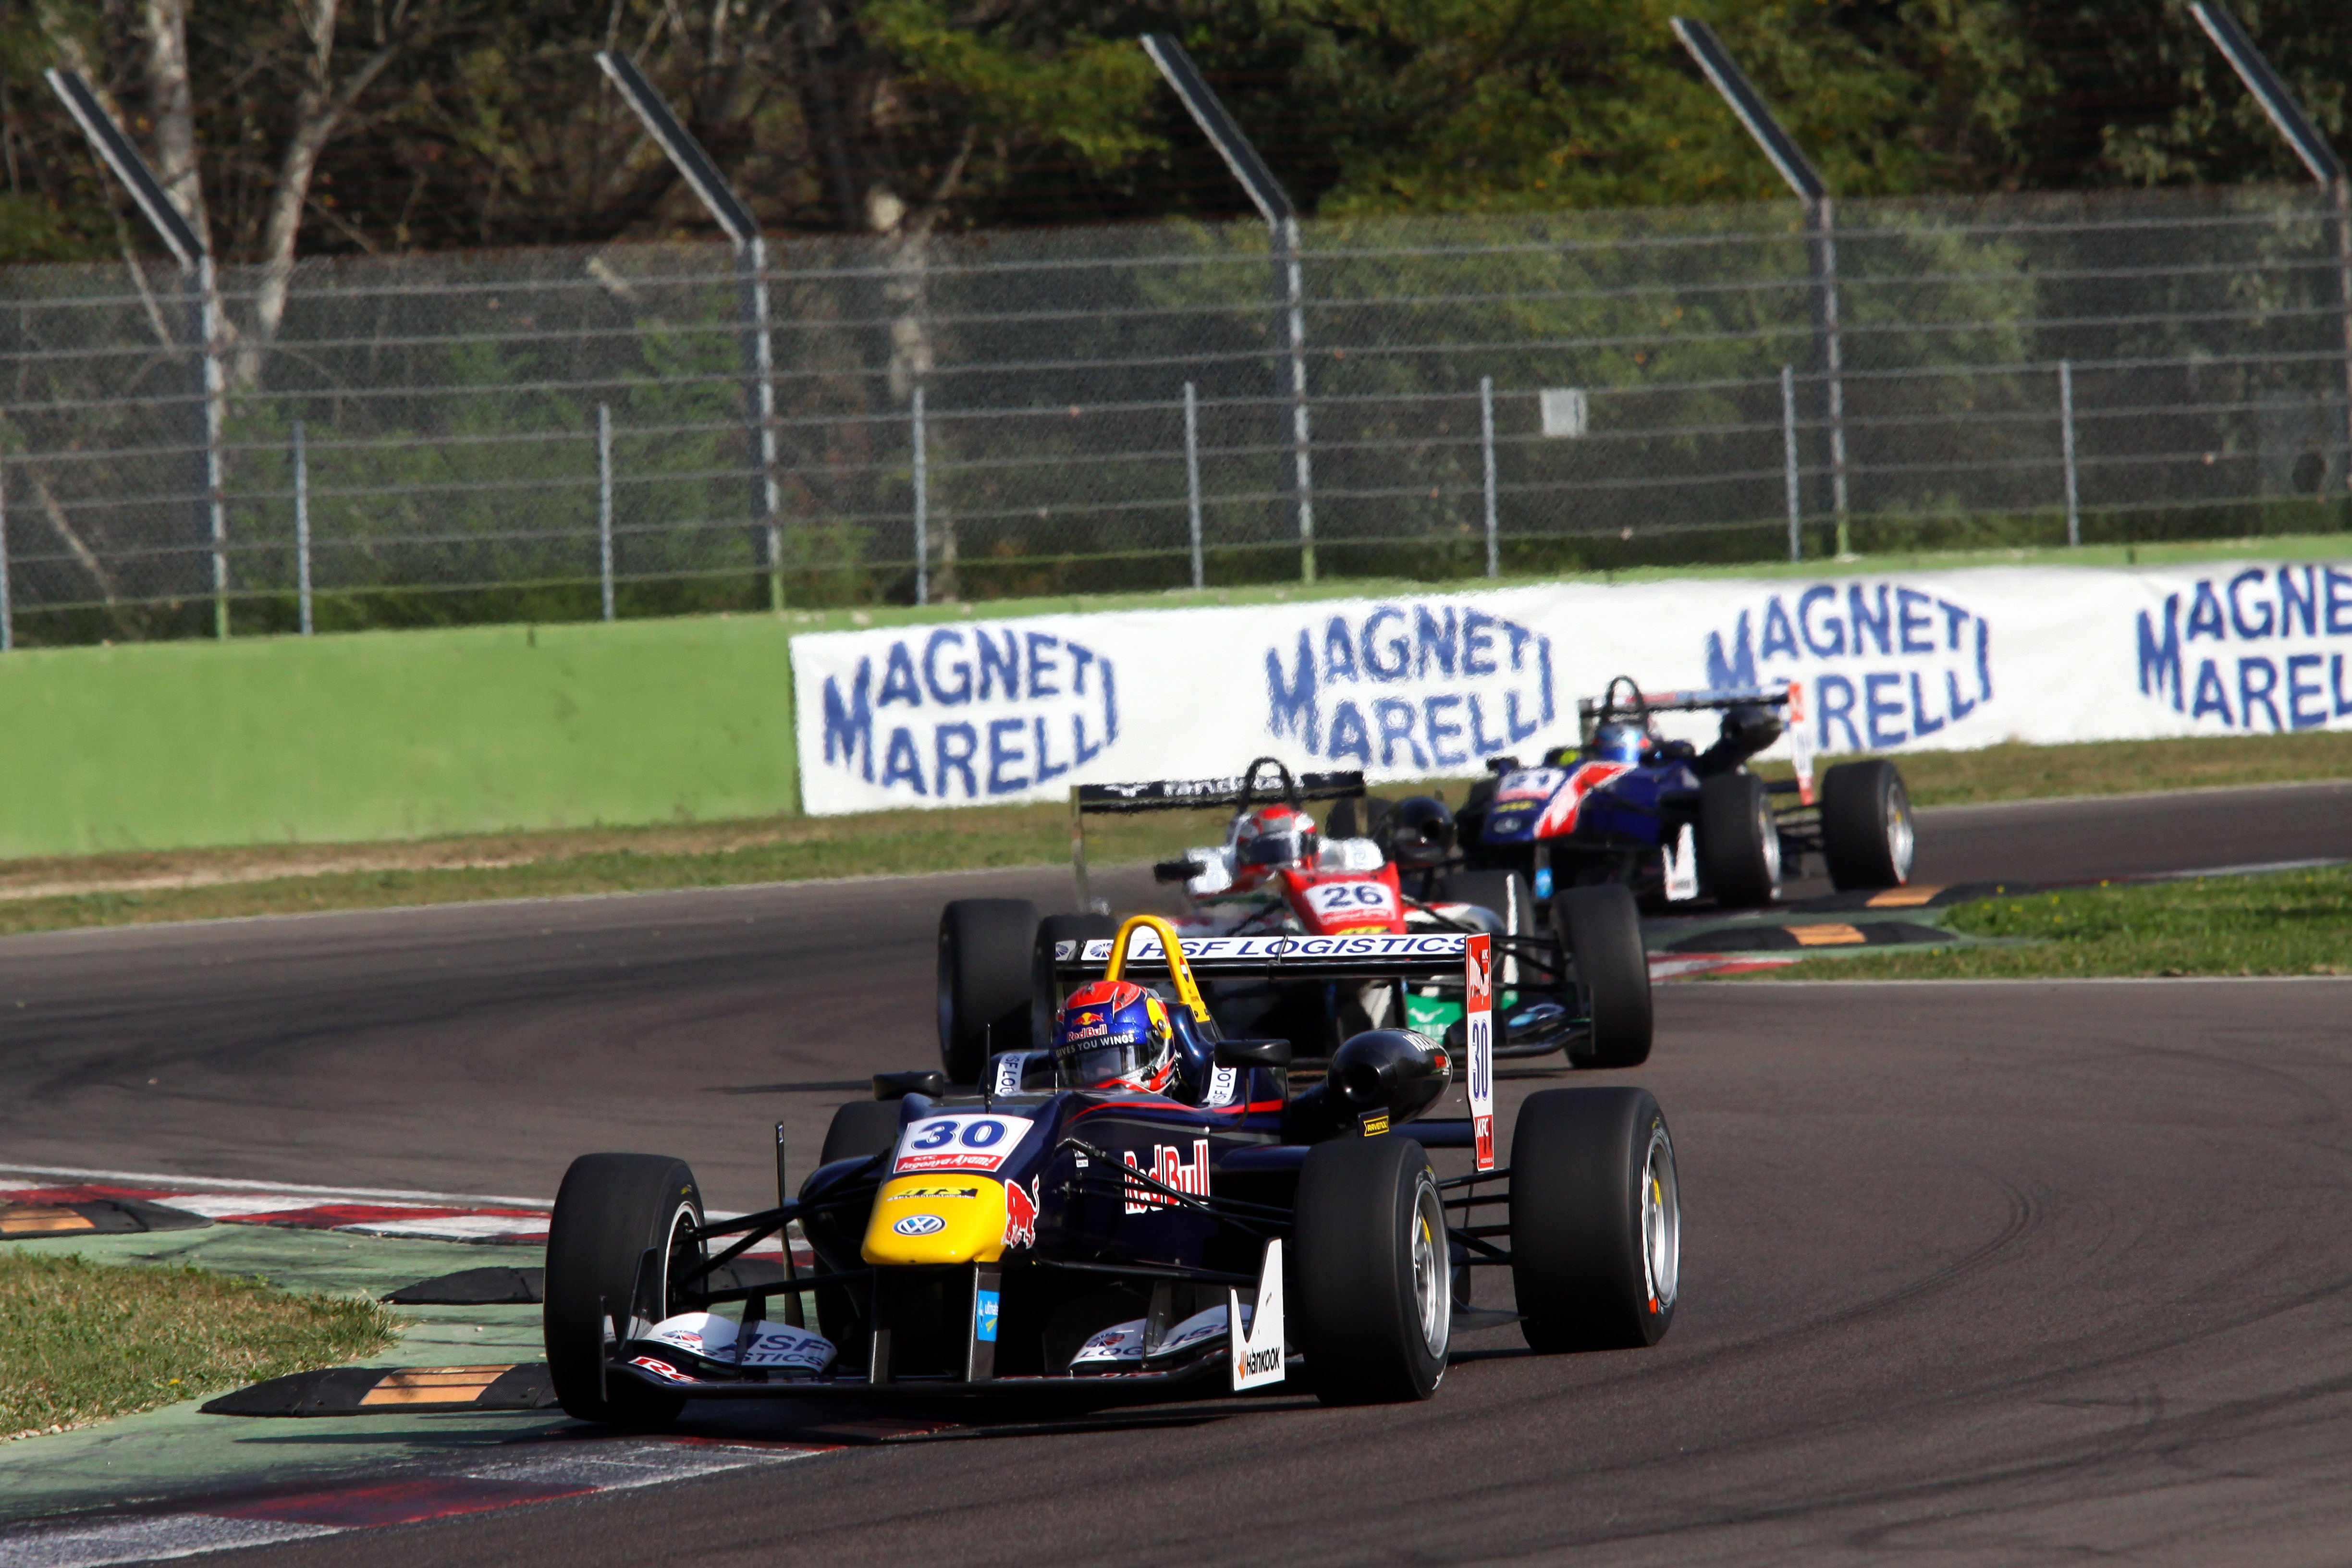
[1050,979,1177,1092]
[1231,804,1318,890]
[1586,720,1649,765]
[1383,796,1456,869]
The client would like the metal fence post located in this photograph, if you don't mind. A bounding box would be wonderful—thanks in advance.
[0,463,12,652]
[1781,365,1801,562]
[293,420,313,636]
[1281,216,1315,584]
[597,404,616,622]
[912,385,929,607]
[1480,376,1499,578]
[2059,359,2081,547]
[1184,381,1205,590]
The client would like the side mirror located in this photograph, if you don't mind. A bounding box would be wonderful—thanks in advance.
[873,1070,947,1100]
[1214,1037,1293,1069]
[1153,858,1205,883]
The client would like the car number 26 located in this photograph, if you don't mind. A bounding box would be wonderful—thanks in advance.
[892,1114,1030,1174]
[1304,881,1397,920]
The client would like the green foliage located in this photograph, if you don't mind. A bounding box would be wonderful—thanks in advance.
[1755,865,2352,979]
[0,1252,396,1437]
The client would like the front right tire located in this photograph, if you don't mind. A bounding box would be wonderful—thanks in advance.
[1820,760,1915,891]
[1509,1088,1678,1353]
[543,1153,707,1426]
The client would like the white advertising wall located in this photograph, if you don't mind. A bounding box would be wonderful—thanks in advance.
[790,561,2352,816]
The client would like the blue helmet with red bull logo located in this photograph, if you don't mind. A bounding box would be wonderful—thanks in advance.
[1586,720,1648,765]
[1051,979,1176,1092]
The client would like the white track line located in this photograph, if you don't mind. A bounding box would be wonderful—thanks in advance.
[0,1164,550,1209]
[1919,775,2352,818]
[1696,974,2352,988]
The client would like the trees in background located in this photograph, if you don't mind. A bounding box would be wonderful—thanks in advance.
[0,0,2345,266]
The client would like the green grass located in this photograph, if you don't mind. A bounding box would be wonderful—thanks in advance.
[1747,866,2352,980]
[0,729,2343,938]
[0,1253,397,1440]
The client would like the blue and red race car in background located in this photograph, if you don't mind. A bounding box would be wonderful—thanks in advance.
[1458,678,1916,909]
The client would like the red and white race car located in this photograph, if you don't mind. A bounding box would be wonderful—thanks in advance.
[935,759,1653,1083]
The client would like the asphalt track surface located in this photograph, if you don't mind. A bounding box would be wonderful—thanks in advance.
[3,777,2351,1565]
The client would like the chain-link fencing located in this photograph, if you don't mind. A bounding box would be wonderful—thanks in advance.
[0,183,2345,644]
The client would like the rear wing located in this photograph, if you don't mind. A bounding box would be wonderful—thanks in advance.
[1054,929,1468,984]
[1073,772,1365,814]
[1577,679,1816,804]
[1067,760,1365,911]
[1575,681,1793,728]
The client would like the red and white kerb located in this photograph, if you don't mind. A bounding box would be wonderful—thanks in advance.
[1465,932,1494,1172]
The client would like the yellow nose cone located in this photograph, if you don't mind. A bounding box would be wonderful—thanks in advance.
[861,1176,1010,1265]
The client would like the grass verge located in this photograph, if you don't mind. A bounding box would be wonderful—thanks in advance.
[0,730,2342,939]
[0,1252,397,1439]
[1744,866,2352,980]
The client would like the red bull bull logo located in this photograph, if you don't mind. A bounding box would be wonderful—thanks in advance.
[1123,1139,1211,1214]
[1002,1176,1040,1250]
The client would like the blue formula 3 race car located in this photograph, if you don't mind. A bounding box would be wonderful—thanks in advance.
[1458,677,1917,909]
[541,916,1680,1419]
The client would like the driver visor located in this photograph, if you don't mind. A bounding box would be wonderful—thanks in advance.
[1054,1032,1152,1086]
[1237,832,1306,868]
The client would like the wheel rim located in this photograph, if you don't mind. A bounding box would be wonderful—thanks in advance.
[1885,785,1916,882]
[1756,795,1783,892]
[1409,1176,1452,1360]
[1640,1127,1679,1311]
[661,1200,704,1320]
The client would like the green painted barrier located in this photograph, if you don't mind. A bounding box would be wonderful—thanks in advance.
[0,617,798,858]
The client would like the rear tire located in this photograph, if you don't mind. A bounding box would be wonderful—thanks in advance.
[1698,772,1781,907]
[937,898,1038,1084]
[1293,1136,1450,1405]
[543,1153,706,1426]
[1030,912,1119,1051]
[819,1100,905,1170]
[1509,1088,1678,1352]
[1821,760,1914,891]
[1552,883,1652,1069]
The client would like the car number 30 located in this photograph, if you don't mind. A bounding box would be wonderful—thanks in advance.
[1304,882,1396,919]
[909,1117,1008,1150]
[892,1114,1029,1173]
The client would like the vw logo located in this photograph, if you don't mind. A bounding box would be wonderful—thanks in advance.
[893,1213,947,1237]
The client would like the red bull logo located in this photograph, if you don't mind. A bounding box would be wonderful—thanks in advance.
[1123,1139,1211,1214]
[1002,1176,1040,1250]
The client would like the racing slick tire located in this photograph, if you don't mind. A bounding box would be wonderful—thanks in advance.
[1030,912,1120,1050]
[1697,771,1782,907]
[1435,870,1535,939]
[543,1153,706,1427]
[1551,883,1652,1069]
[1509,1088,1678,1353]
[938,898,1039,1085]
[1293,1135,1451,1405]
[1821,759,1915,891]
[820,1099,905,1169]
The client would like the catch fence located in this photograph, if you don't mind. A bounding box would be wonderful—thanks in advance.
[0,184,2346,644]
